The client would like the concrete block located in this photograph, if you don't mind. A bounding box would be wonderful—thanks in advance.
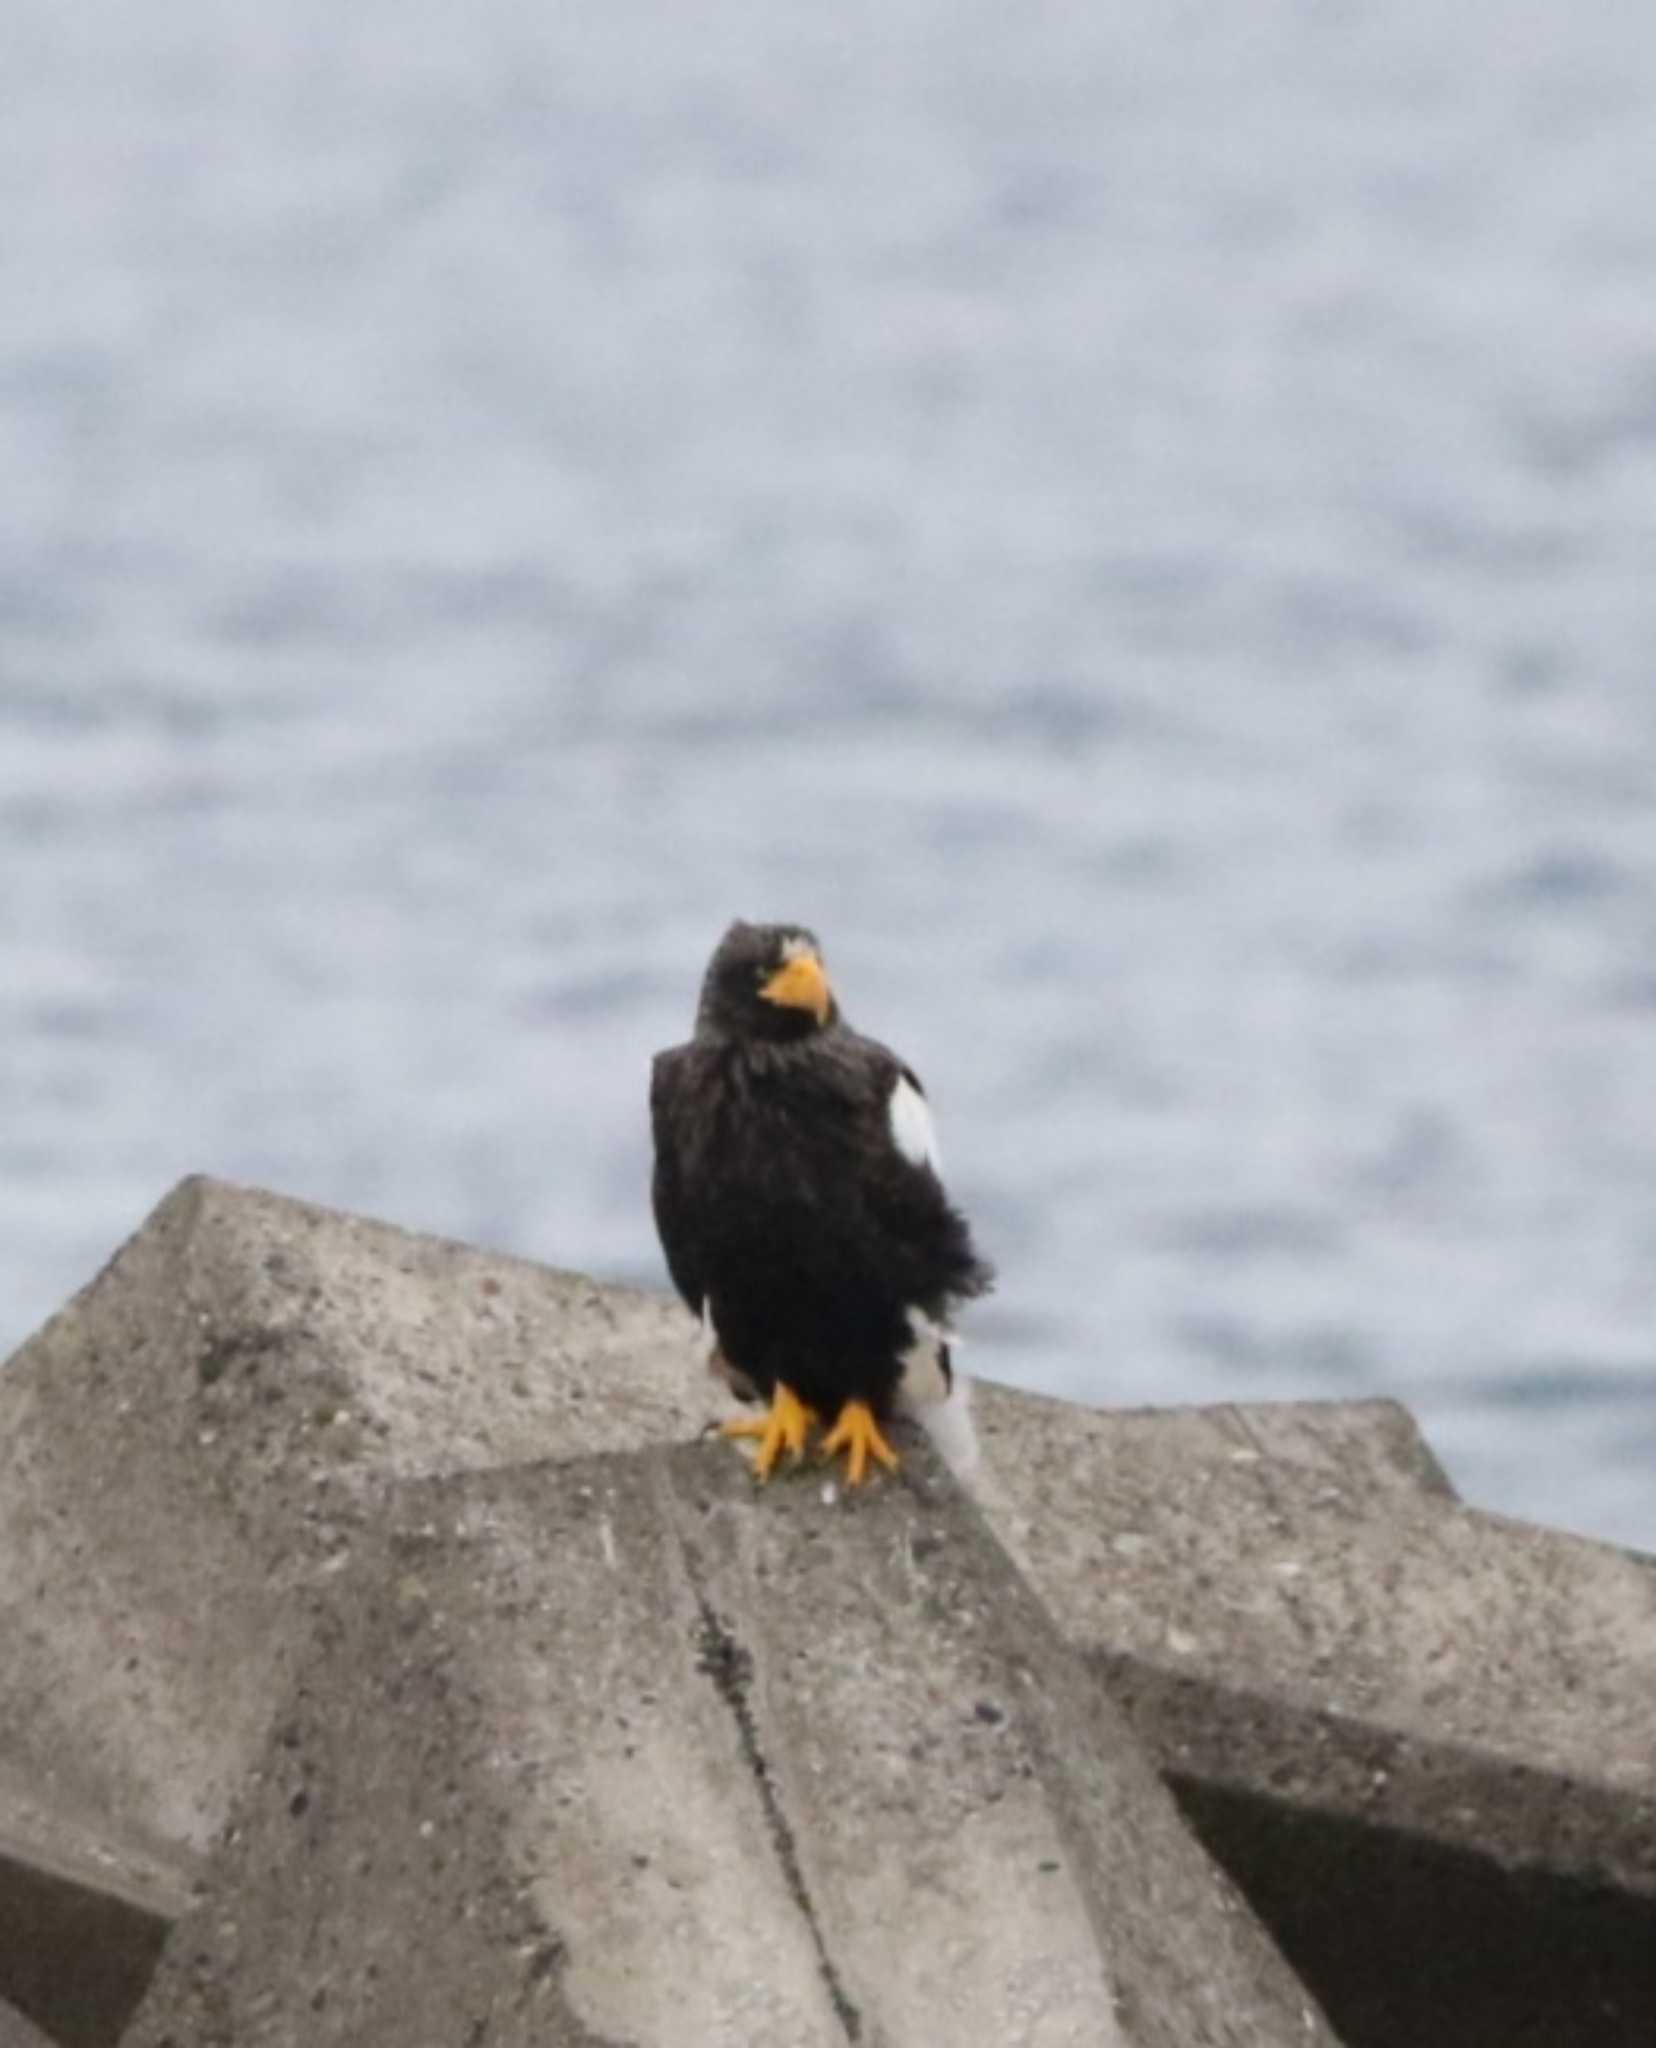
[972,1384,1457,1513]
[122,1441,1337,2048]
[0,1768,190,2048]
[0,1177,715,1863]
[0,1173,1454,1892]
[972,1379,1656,1887]
[970,1385,1656,2045]
[7,1176,1643,2042]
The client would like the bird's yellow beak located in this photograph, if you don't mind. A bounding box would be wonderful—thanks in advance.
[759,950,833,1026]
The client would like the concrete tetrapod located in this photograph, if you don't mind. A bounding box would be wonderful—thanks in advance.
[4,1178,1652,2043]
[0,1177,714,1865]
[122,1439,1338,2048]
[0,1172,1464,1904]
[0,1178,722,2044]
[970,1387,1656,2046]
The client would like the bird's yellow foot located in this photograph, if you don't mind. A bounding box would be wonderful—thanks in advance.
[820,1400,899,1487]
[721,1381,817,1482]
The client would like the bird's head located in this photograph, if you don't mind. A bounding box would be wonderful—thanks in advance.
[696,920,838,1041]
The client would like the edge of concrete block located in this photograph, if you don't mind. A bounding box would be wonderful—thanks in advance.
[123,1439,1339,2048]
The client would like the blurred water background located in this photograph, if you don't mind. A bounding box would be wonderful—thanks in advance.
[5,3,1656,1550]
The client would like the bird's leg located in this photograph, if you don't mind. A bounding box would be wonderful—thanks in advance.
[819,1400,899,1487]
[721,1381,816,1481]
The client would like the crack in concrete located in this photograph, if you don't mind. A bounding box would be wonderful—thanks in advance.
[687,1587,864,2044]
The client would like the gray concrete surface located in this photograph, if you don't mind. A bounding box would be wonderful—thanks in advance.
[976,1390,1656,1895]
[970,1382,1656,2045]
[0,1767,190,2048]
[0,1175,718,1862]
[973,1383,1457,1513]
[4,1178,1651,2042]
[123,1440,1337,2048]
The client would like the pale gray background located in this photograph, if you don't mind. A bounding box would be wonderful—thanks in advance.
[5,3,1656,1549]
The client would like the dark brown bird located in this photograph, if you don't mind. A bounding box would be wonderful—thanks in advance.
[650,920,992,1484]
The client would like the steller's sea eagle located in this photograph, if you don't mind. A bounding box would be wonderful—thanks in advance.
[650,920,992,1485]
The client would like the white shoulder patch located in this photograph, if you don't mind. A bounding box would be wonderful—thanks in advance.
[888,1071,940,1172]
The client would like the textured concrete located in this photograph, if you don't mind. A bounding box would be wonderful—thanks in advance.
[0,1176,716,1861]
[0,1171,1442,1880]
[124,1440,1337,2048]
[976,1390,1656,1892]
[0,1767,190,2048]
[5,1179,1652,2043]
[973,1383,1457,1515]
[970,1382,1656,2045]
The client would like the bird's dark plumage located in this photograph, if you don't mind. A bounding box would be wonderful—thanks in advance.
[650,920,992,1482]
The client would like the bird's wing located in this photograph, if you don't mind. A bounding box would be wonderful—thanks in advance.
[649,1046,707,1315]
[817,1033,994,1310]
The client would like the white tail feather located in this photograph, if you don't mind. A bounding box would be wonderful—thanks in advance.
[914,1375,981,1482]
[896,1305,981,1482]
